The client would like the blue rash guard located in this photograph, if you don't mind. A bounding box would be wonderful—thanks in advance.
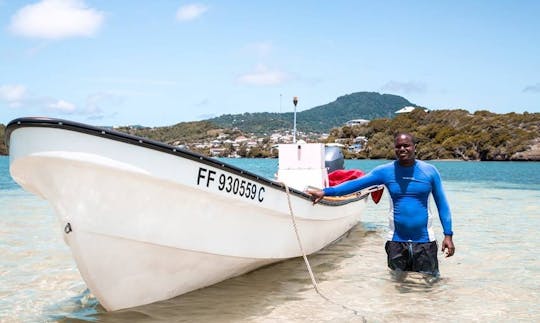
[323,160,453,243]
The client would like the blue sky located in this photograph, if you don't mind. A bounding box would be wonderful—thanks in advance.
[1,1,539,126]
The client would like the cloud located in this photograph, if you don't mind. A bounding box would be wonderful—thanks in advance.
[47,99,76,112]
[0,83,115,118]
[195,98,209,107]
[244,41,273,58]
[9,0,105,40]
[523,83,540,93]
[84,76,178,86]
[197,113,216,120]
[176,3,208,22]
[237,65,289,86]
[380,80,427,94]
[0,85,27,107]
[3,91,80,114]
[85,91,122,114]
[83,92,121,121]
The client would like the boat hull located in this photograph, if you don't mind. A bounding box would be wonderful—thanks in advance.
[6,118,369,311]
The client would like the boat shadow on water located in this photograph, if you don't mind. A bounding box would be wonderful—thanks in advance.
[51,223,392,322]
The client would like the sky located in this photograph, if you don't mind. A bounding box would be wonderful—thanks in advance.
[1,1,539,127]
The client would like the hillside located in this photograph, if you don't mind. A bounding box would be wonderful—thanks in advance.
[112,121,248,150]
[209,92,415,134]
[1,92,538,161]
[330,109,540,161]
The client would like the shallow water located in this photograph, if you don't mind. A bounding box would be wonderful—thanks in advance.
[1,157,539,322]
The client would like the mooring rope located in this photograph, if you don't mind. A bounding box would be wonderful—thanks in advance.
[282,184,366,320]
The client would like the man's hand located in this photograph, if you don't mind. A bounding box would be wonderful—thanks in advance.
[305,188,325,205]
[441,235,455,257]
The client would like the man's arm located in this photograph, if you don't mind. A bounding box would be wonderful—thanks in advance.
[306,167,384,204]
[431,171,453,235]
[323,168,384,197]
[431,166,455,257]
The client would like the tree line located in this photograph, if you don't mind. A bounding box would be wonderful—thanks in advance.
[329,109,539,161]
[1,109,538,160]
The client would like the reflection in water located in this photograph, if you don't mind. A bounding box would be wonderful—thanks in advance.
[390,271,444,293]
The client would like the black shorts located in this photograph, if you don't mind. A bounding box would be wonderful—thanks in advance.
[385,241,439,276]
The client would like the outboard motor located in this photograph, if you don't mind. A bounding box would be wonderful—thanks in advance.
[324,146,345,173]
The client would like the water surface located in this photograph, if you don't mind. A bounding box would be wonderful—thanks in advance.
[1,157,539,322]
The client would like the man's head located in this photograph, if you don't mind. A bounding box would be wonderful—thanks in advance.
[394,133,416,166]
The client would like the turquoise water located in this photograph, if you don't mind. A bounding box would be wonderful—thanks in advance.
[221,157,540,188]
[2,156,539,191]
[0,156,19,191]
[1,156,539,322]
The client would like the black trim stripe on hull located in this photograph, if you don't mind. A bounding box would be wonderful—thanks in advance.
[5,117,367,206]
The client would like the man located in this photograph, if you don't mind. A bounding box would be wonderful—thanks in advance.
[307,133,455,278]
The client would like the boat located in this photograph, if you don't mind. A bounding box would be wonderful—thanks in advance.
[5,117,382,311]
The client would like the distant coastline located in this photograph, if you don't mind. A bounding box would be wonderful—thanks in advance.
[2,107,539,161]
[1,129,539,161]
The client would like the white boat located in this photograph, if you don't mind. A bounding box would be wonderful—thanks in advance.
[6,117,381,311]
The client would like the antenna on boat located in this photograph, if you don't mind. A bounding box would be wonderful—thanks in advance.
[293,96,298,143]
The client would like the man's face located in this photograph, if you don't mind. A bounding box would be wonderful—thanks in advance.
[394,135,415,165]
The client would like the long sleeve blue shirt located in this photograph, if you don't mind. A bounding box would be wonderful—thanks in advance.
[323,160,453,243]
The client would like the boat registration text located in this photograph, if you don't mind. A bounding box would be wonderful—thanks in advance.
[197,167,265,202]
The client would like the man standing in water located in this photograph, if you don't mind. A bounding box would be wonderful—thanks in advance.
[307,133,455,278]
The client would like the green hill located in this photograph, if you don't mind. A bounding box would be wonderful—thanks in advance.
[328,109,540,161]
[208,92,416,134]
[3,91,537,161]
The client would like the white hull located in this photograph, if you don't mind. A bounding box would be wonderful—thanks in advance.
[6,118,371,311]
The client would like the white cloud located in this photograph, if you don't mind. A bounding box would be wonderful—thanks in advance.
[85,91,122,114]
[380,80,427,94]
[9,0,105,40]
[245,41,273,58]
[195,98,209,107]
[0,85,27,105]
[176,3,208,22]
[48,99,76,112]
[84,76,178,86]
[0,84,112,117]
[197,113,216,120]
[237,65,288,86]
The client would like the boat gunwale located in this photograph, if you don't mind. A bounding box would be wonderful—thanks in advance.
[5,117,368,206]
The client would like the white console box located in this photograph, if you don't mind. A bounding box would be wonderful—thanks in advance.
[276,143,329,191]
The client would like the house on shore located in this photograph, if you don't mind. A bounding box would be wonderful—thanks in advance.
[344,119,370,127]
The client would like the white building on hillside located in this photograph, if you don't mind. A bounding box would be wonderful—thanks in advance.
[344,119,369,126]
[395,106,417,114]
[395,106,429,114]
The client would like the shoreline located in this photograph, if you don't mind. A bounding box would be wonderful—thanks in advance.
[1,154,538,161]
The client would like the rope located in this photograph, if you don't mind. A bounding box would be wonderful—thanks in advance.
[282,184,366,320]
